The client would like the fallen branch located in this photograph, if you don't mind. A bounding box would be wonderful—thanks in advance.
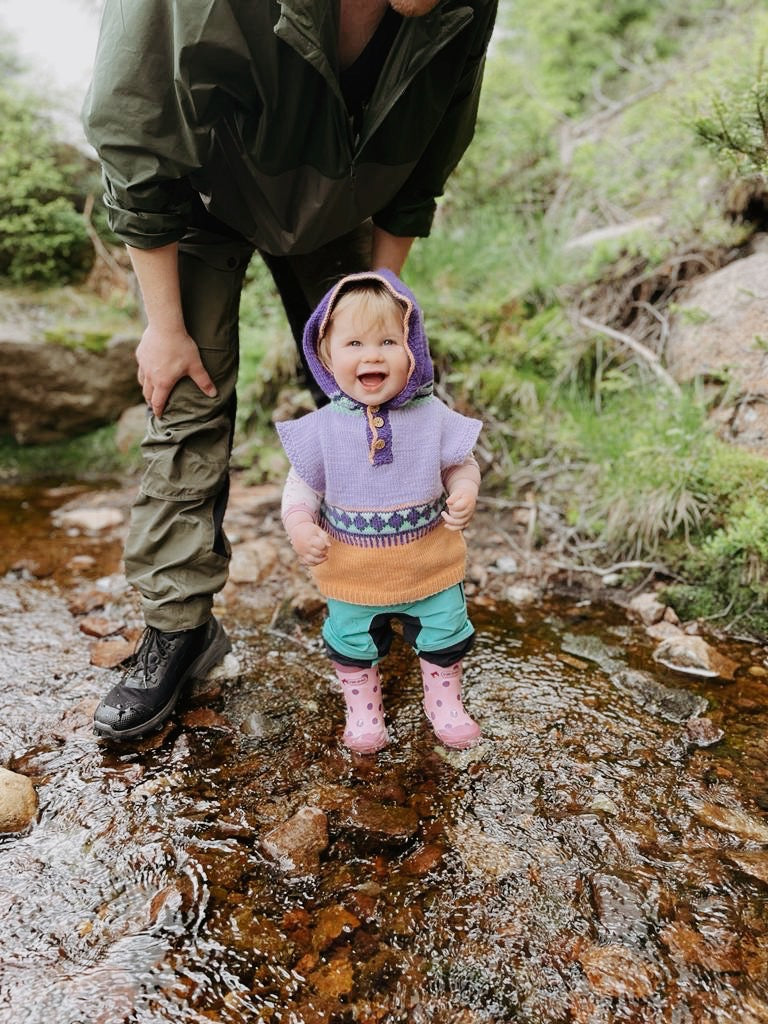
[82,193,134,288]
[577,315,682,396]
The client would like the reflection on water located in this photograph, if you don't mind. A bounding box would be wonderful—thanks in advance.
[1,486,768,1023]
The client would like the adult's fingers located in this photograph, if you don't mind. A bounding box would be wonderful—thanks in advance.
[189,363,218,399]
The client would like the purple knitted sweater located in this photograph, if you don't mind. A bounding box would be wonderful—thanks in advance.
[276,270,482,604]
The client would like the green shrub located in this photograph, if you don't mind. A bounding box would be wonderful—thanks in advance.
[0,87,92,285]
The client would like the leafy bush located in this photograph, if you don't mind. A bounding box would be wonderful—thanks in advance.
[0,87,92,285]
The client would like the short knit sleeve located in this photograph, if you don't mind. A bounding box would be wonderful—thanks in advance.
[438,402,482,470]
[275,414,326,493]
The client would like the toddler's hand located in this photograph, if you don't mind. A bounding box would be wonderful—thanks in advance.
[290,521,331,566]
[441,486,477,531]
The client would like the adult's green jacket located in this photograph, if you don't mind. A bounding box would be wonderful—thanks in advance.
[83,0,497,256]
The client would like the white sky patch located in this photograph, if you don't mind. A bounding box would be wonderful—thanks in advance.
[0,0,101,143]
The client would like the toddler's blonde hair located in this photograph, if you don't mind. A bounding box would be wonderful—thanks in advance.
[318,281,407,370]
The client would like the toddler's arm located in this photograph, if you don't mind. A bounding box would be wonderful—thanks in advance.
[281,468,331,566]
[441,454,481,531]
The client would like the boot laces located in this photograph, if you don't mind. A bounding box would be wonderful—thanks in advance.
[122,627,178,690]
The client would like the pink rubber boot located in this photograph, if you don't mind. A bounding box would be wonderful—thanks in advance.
[332,663,389,754]
[420,659,481,749]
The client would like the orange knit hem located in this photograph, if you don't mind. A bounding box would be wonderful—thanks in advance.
[311,525,467,606]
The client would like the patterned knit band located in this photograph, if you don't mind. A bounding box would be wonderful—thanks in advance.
[319,496,445,547]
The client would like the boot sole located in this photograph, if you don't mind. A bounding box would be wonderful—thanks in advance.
[93,620,232,741]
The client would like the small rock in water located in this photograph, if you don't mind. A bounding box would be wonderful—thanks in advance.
[628,592,666,626]
[205,652,240,681]
[79,615,124,638]
[90,635,135,668]
[262,806,329,875]
[683,716,724,748]
[54,507,124,532]
[0,767,38,833]
[577,942,659,999]
[653,635,738,681]
[611,668,707,724]
[589,794,619,816]
[723,851,768,886]
[505,583,537,605]
[690,800,768,843]
[447,819,527,880]
[494,555,518,574]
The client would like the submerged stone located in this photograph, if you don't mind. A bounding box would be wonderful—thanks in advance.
[690,800,768,843]
[262,806,329,874]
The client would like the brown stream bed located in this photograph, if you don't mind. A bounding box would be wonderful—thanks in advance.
[1,482,767,1023]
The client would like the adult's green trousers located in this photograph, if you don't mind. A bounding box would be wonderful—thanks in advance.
[124,212,371,630]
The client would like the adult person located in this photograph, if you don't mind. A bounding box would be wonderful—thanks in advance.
[83,0,498,740]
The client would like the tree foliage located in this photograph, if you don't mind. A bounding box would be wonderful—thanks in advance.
[0,81,92,286]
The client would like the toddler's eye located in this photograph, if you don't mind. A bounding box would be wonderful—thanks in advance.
[382,337,398,346]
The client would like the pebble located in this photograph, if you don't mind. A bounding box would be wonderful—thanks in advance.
[54,507,124,532]
[690,800,768,843]
[262,806,329,874]
[89,635,135,668]
[628,592,666,626]
[683,717,724,748]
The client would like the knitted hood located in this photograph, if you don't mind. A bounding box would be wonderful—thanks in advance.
[302,269,434,408]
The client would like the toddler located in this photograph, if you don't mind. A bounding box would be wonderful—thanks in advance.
[276,270,482,753]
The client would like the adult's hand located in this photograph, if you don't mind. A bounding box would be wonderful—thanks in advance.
[136,324,217,419]
[127,241,218,418]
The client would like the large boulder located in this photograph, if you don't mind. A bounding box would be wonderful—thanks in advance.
[0,306,141,443]
[666,250,768,453]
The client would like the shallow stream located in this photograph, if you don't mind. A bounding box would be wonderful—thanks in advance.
[1,484,767,1023]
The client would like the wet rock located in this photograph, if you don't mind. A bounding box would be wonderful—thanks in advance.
[310,905,360,952]
[115,403,147,452]
[147,877,195,926]
[0,766,37,833]
[494,555,518,574]
[659,921,742,972]
[179,708,234,732]
[646,620,684,641]
[683,717,724,748]
[307,954,355,999]
[561,634,621,673]
[240,711,273,739]
[228,538,279,584]
[723,851,768,886]
[78,615,124,638]
[577,942,659,998]
[202,651,241,685]
[402,843,444,876]
[628,592,666,626]
[589,794,619,816]
[68,587,108,615]
[54,507,125,533]
[690,800,768,843]
[262,806,329,874]
[447,820,527,880]
[338,798,420,844]
[89,635,135,668]
[653,634,738,681]
[611,668,708,723]
[505,583,537,605]
[590,874,649,944]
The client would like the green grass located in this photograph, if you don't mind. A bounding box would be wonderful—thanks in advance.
[0,424,140,483]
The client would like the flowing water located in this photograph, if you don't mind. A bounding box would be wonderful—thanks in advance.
[1,484,768,1024]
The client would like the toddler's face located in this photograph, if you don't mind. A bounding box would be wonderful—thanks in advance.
[324,303,410,406]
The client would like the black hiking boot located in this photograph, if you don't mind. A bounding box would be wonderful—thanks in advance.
[93,617,231,740]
